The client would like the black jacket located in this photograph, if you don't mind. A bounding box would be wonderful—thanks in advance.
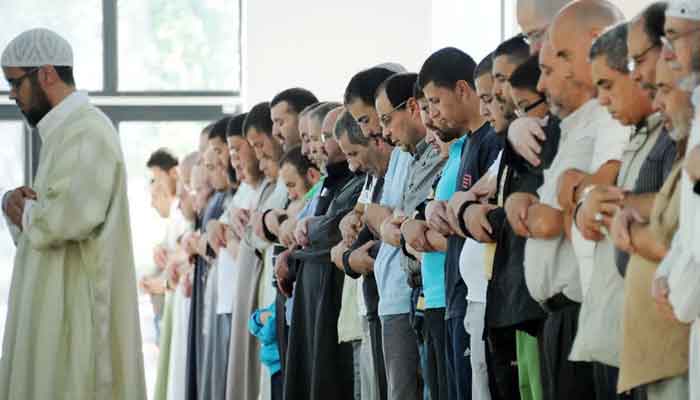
[284,161,364,400]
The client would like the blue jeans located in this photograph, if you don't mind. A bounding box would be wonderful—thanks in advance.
[445,317,471,400]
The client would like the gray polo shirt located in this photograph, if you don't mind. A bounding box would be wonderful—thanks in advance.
[570,112,665,367]
[397,139,445,279]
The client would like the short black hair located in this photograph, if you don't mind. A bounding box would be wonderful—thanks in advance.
[641,2,667,46]
[344,67,397,106]
[279,145,316,175]
[493,34,531,67]
[418,47,477,91]
[147,148,179,172]
[226,113,249,138]
[209,116,233,143]
[334,110,369,145]
[376,73,418,109]
[474,53,494,81]
[509,54,542,93]
[270,88,319,114]
[243,102,273,136]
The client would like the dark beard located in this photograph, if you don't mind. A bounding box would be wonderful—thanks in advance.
[22,78,52,127]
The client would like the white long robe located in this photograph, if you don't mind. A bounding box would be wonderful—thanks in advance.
[0,92,146,399]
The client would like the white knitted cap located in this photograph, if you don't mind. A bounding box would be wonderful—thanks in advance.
[1,28,73,67]
[667,0,700,21]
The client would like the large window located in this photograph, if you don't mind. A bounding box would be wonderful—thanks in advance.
[0,1,240,393]
[118,0,241,92]
[0,0,241,96]
[0,123,25,352]
[0,1,103,91]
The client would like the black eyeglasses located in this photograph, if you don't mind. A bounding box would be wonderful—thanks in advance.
[515,97,546,118]
[379,99,408,128]
[628,44,659,72]
[6,67,40,90]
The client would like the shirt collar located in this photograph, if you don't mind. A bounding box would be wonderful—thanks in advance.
[37,90,89,142]
[637,112,664,137]
[412,138,430,160]
[693,86,700,108]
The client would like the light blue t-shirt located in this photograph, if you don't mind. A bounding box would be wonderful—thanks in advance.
[421,137,466,309]
[374,148,413,316]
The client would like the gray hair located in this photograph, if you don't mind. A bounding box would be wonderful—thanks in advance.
[589,23,629,73]
[334,110,369,146]
[309,101,342,125]
[299,102,321,117]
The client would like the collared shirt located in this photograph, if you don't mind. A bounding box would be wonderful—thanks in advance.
[445,123,502,319]
[571,101,632,294]
[524,100,601,303]
[423,136,467,309]
[374,148,413,316]
[398,139,445,280]
[616,125,677,275]
[570,112,664,367]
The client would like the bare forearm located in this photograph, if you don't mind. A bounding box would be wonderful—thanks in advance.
[623,193,656,220]
[426,229,447,252]
[629,222,668,262]
[527,204,564,239]
[365,204,393,235]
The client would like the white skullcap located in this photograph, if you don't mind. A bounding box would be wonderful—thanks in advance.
[667,0,700,21]
[1,28,73,68]
[374,62,407,73]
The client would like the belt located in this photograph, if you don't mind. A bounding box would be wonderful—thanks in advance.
[542,293,579,313]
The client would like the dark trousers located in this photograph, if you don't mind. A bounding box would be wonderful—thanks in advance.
[486,327,519,400]
[445,317,471,400]
[271,371,284,400]
[593,363,641,400]
[538,303,595,400]
[424,308,449,400]
[368,313,388,400]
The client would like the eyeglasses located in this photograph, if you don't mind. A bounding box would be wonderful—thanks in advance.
[515,97,546,118]
[661,26,700,53]
[379,99,408,128]
[6,67,40,90]
[523,28,546,46]
[627,44,659,72]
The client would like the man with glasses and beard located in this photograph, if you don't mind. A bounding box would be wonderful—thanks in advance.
[0,28,146,400]
[653,1,700,398]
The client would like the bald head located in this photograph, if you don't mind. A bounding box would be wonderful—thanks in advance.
[550,0,623,95]
[518,0,572,32]
[553,0,624,39]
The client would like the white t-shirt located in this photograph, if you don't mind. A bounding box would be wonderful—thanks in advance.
[216,183,258,315]
[459,238,487,303]
[458,150,501,304]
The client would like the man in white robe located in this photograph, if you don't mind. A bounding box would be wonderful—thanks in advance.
[0,28,146,400]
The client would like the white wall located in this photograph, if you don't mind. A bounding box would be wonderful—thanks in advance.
[241,0,655,108]
[241,0,432,107]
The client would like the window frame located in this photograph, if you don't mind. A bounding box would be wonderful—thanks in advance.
[0,0,243,185]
